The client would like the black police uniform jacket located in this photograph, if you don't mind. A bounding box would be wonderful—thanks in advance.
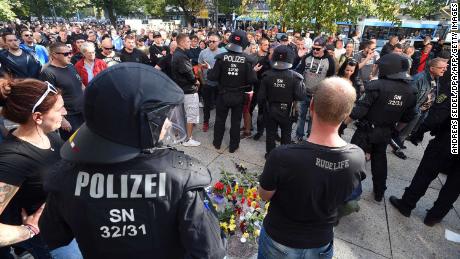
[258,69,307,117]
[171,48,197,94]
[207,51,257,92]
[39,149,226,259]
[350,77,417,144]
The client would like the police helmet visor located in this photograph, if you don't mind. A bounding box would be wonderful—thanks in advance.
[146,103,187,147]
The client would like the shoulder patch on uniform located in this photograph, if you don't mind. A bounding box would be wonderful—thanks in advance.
[436,94,447,104]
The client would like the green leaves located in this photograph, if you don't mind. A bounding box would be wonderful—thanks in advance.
[0,0,18,21]
[268,0,446,33]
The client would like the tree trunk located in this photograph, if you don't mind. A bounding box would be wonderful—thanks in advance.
[103,0,116,27]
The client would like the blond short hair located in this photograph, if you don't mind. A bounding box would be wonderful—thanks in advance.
[312,77,356,124]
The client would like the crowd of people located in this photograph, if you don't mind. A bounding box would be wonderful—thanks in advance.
[0,19,456,259]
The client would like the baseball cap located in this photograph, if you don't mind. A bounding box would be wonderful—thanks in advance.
[313,38,326,47]
[152,31,162,38]
[279,34,288,42]
[61,63,186,164]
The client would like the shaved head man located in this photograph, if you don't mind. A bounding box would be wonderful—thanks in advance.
[96,37,121,67]
[257,77,363,258]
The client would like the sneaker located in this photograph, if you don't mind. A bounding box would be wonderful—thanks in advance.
[202,122,209,132]
[183,138,201,147]
[389,196,411,217]
[253,132,263,141]
[392,149,407,160]
[199,102,204,108]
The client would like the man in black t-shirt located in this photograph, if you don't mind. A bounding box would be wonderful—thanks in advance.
[96,37,121,67]
[257,77,364,259]
[120,35,150,64]
[39,42,85,141]
[0,32,41,78]
[149,31,167,67]
[155,41,176,79]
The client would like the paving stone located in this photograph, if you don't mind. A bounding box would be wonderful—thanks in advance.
[334,198,392,258]
[386,177,460,259]
[206,154,263,185]
[333,237,389,259]
[176,145,220,167]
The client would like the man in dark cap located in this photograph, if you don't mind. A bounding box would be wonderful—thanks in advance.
[38,63,226,259]
[345,53,417,202]
[295,37,336,142]
[149,31,167,67]
[258,45,306,158]
[208,30,258,153]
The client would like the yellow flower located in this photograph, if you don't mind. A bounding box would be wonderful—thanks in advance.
[213,204,218,210]
[220,222,228,231]
[242,232,249,239]
[251,201,257,208]
[234,184,239,193]
[254,229,260,237]
[228,223,236,231]
[265,202,270,211]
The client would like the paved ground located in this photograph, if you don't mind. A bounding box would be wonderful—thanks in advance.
[177,109,460,259]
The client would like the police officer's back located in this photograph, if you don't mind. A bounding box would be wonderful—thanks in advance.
[348,53,417,202]
[208,30,257,153]
[258,45,306,157]
[38,63,226,259]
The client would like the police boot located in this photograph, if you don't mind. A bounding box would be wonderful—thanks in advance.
[423,207,449,227]
[389,196,412,217]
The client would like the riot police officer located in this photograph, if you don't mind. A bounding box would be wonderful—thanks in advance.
[258,45,306,158]
[208,30,257,153]
[345,53,417,202]
[38,63,226,259]
[389,62,459,227]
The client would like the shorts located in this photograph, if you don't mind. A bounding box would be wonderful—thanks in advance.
[184,93,200,124]
[243,91,253,114]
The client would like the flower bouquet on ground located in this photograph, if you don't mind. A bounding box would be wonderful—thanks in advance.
[209,163,269,244]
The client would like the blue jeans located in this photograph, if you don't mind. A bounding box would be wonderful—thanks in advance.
[50,239,83,259]
[296,95,312,139]
[258,228,333,259]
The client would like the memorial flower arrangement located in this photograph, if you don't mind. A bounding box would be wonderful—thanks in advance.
[208,163,269,243]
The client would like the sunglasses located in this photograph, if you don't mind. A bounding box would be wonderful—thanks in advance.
[103,47,114,50]
[23,34,33,37]
[208,40,219,43]
[32,82,58,113]
[55,52,72,57]
[347,59,358,66]
[312,47,322,51]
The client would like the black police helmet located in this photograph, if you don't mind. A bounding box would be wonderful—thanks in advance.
[61,63,186,164]
[377,53,412,80]
[225,30,249,53]
[271,45,294,70]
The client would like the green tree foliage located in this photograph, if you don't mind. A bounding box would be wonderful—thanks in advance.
[0,0,18,21]
[268,0,445,33]
[166,0,204,26]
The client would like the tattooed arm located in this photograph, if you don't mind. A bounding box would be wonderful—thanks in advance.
[0,182,44,247]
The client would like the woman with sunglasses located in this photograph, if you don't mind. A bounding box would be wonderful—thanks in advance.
[0,78,81,258]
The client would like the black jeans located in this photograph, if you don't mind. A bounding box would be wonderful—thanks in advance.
[202,84,217,123]
[213,93,244,150]
[370,142,389,195]
[60,113,85,141]
[265,107,291,155]
[402,138,460,219]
